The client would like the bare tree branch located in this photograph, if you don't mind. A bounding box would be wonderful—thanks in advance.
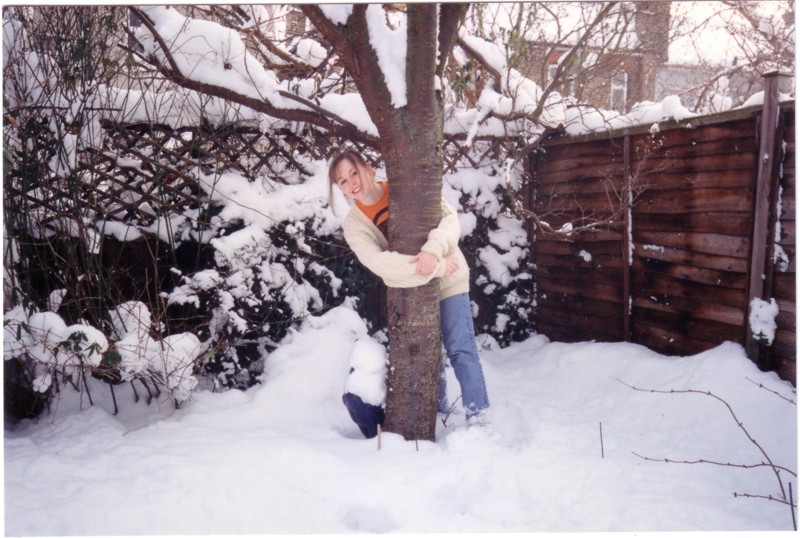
[632,451,797,478]
[456,36,502,93]
[529,2,618,122]
[746,377,797,405]
[617,378,795,501]
[437,4,469,77]
[129,6,379,148]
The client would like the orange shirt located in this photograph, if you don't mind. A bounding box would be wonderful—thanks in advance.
[355,182,389,235]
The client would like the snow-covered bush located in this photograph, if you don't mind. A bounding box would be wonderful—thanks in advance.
[446,161,534,346]
[3,301,206,412]
[108,301,204,405]
[168,220,322,390]
[4,304,109,396]
[164,206,384,391]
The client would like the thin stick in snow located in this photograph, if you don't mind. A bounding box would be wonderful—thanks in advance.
[599,422,605,459]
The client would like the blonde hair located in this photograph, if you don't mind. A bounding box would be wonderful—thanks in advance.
[327,149,370,214]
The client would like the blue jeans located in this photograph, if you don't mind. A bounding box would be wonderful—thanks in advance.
[438,292,490,417]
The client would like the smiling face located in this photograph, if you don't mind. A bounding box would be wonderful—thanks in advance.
[332,157,382,205]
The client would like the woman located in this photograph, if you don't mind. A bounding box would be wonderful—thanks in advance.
[329,149,490,436]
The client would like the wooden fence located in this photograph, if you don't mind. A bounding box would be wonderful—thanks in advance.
[528,72,796,383]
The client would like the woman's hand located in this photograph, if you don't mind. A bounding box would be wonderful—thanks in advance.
[444,257,459,277]
[409,251,439,276]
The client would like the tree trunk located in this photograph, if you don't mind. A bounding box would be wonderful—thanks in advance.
[381,4,446,441]
[382,147,443,440]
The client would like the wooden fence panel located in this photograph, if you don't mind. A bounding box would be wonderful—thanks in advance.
[531,138,627,344]
[630,115,756,354]
[530,97,795,383]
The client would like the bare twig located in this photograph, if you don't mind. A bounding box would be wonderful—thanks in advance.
[733,491,796,508]
[745,376,797,405]
[600,422,605,459]
[618,378,795,503]
[632,451,796,478]
[439,395,463,428]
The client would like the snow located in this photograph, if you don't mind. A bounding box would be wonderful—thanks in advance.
[319,4,352,26]
[749,297,780,346]
[565,96,698,136]
[365,4,407,108]
[194,160,341,236]
[6,305,796,535]
[97,220,143,242]
[135,6,290,110]
[741,90,795,109]
[318,93,379,137]
[344,338,388,406]
[4,306,109,372]
[459,32,507,77]
[294,38,327,68]
[478,244,524,287]
[6,302,205,405]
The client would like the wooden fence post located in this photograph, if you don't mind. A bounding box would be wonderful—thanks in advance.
[622,131,632,342]
[745,70,793,367]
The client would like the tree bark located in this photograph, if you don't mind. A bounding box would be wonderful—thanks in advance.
[381,4,448,441]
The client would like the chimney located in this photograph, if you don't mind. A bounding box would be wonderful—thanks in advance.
[635,2,670,64]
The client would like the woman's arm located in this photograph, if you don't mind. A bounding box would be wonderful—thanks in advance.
[419,199,462,261]
[344,224,445,288]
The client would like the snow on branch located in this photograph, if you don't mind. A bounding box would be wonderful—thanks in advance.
[365,4,406,108]
[134,6,285,106]
[130,6,379,147]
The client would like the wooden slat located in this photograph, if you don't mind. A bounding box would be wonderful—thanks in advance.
[633,166,757,191]
[635,187,754,214]
[535,302,624,342]
[631,243,748,272]
[634,230,750,258]
[535,238,624,255]
[537,264,625,287]
[632,256,747,288]
[634,211,752,236]
[631,295,745,326]
[537,274,624,304]
[632,307,744,348]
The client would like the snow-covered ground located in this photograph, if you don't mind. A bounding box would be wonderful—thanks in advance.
[5,305,796,535]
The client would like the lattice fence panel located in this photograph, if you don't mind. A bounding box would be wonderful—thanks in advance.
[6,118,525,238]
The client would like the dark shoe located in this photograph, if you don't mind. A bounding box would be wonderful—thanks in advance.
[342,392,385,439]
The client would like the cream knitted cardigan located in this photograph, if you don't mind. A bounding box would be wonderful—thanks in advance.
[342,197,470,301]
